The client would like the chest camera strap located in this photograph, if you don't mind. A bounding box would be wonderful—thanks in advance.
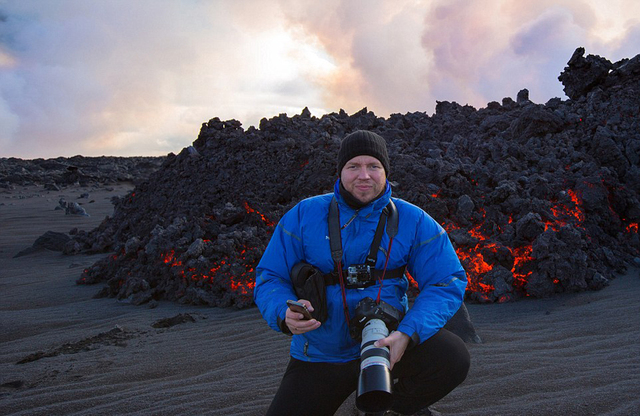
[328,197,401,325]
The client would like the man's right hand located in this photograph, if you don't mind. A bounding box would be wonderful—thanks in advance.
[285,299,321,334]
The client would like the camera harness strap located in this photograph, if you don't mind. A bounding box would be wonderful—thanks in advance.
[328,197,399,327]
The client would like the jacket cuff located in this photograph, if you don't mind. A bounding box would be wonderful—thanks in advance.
[278,316,293,336]
[406,332,420,350]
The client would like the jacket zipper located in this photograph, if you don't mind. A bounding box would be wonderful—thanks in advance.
[341,211,358,230]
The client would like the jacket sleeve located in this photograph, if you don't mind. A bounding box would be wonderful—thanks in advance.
[397,212,467,344]
[253,204,305,333]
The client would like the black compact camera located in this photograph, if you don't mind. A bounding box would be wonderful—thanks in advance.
[346,264,374,288]
[349,297,404,413]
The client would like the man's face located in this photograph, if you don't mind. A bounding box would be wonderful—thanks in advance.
[340,155,387,204]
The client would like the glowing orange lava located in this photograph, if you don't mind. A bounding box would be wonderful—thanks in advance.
[243,202,275,227]
[159,244,257,296]
[547,189,586,231]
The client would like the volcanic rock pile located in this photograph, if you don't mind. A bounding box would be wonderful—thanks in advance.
[72,48,640,308]
[0,156,164,189]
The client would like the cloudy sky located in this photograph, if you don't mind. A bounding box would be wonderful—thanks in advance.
[0,0,639,158]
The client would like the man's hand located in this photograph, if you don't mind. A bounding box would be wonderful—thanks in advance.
[375,330,410,370]
[285,299,321,335]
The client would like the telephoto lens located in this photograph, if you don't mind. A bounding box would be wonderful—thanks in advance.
[356,318,393,413]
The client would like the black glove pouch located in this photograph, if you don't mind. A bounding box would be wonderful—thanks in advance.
[290,262,328,323]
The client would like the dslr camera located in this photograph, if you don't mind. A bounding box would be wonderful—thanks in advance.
[350,297,404,413]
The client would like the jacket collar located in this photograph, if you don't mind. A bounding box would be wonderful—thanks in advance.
[333,179,391,218]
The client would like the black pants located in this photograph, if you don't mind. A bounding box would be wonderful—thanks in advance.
[265,329,470,416]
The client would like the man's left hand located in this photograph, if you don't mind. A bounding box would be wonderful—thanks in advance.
[374,330,410,370]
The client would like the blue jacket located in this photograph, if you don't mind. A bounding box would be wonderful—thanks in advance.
[254,179,467,362]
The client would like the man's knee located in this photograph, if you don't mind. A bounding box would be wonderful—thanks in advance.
[435,329,470,386]
[450,339,470,386]
[401,329,470,386]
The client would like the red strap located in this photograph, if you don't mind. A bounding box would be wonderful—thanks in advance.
[336,261,351,326]
[376,238,394,304]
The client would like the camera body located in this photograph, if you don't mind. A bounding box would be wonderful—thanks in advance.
[349,296,403,341]
[350,297,404,413]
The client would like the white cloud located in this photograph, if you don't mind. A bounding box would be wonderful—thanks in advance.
[0,0,638,158]
[0,0,333,157]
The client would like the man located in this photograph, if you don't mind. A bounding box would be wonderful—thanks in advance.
[254,130,470,415]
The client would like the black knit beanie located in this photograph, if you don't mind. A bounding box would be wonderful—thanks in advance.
[337,130,390,176]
